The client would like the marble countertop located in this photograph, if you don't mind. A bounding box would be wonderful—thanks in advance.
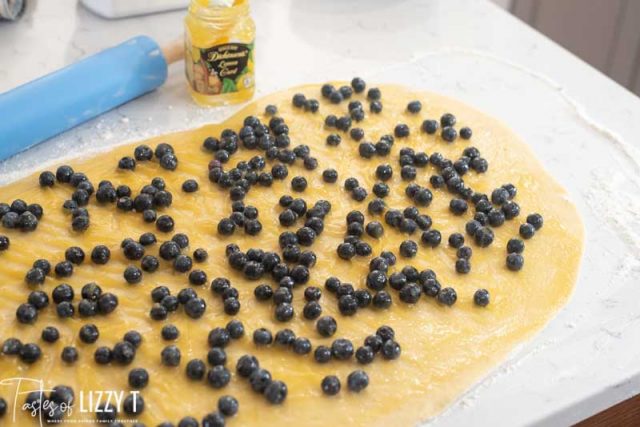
[2,0,640,425]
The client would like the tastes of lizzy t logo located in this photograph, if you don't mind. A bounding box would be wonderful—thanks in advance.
[0,377,139,425]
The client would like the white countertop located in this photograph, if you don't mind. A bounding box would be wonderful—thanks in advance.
[2,0,640,425]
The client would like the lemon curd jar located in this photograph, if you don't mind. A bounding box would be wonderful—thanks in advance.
[184,0,255,106]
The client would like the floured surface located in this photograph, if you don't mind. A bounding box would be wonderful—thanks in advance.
[0,84,583,426]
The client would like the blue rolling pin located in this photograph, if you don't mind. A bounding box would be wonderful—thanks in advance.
[0,35,183,161]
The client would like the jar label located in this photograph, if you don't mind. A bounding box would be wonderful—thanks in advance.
[186,41,255,95]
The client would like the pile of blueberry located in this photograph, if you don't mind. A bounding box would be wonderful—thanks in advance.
[0,76,551,426]
[0,199,42,231]
[118,142,179,171]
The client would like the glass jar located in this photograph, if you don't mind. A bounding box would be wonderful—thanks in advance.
[184,0,255,107]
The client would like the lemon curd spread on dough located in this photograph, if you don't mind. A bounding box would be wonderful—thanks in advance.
[0,80,583,426]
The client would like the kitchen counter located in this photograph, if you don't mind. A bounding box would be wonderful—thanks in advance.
[1,0,640,425]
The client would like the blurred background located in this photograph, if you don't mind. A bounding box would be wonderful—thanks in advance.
[2,0,640,97]
[493,0,640,96]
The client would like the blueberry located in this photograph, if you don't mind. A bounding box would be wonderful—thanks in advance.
[39,171,56,187]
[358,142,376,159]
[264,380,288,404]
[316,316,337,337]
[2,338,22,355]
[350,127,365,141]
[474,227,494,247]
[337,242,356,260]
[527,213,544,230]
[361,337,382,356]
[27,291,49,310]
[128,368,149,389]
[364,221,384,239]
[142,209,157,223]
[338,293,358,315]
[186,359,206,380]
[367,87,381,100]
[274,302,294,322]
[399,240,418,258]
[19,343,42,364]
[460,127,472,139]
[184,297,207,319]
[218,395,239,417]
[376,325,395,342]
[399,283,422,303]
[202,412,225,426]
[394,124,410,138]
[519,223,536,239]
[502,183,518,199]
[208,347,227,366]
[347,370,369,392]
[381,339,401,360]
[25,268,45,285]
[249,368,272,393]
[507,238,525,254]
[502,201,520,219]
[161,324,180,341]
[292,93,307,107]
[123,330,143,348]
[491,187,510,205]
[123,393,144,415]
[223,297,241,315]
[414,188,433,206]
[112,341,136,364]
[448,233,465,248]
[329,90,343,104]
[161,345,181,367]
[97,292,118,314]
[450,199,468,215]
[179,417,199,427]
[474,289,490,307]
[321,375,341,395]
[236,354,259,378]
[373,291,392,308]
[134,144,153,160]
[442,126,457,142]
[123,266,142,284]
[174,255,193,273]
[265,104,278,115]
[302,300,322,319]
[506,253,524,271]
[370,183,389,200]
[253,328,273,345]
[455,258,471,274]
[16,303,38,324]
[437,287,457,306]
[488,209,506,227]
[370,100,383,113]
[457,246,473,259]
[356,345,375,364]
[407,100,422,113]
[274,329,296,346]
[1,211,19,228]
[331,338,354,360]
[41,326,60,343]
[79,324,99,343]
[118,156,136,170]
[465,220,482,236]
[156,215,175,232]
[0,235,9,251]
[293,337,312,354]
[61,346,79,363]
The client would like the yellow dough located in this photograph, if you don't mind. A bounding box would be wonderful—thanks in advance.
[0,84,583,426]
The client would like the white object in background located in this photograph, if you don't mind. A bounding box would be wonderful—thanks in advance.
[81,0,188,19]
[0,0,25,20]
[211,0,235,6]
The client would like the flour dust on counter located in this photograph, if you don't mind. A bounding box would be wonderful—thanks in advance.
[0,79,583,426]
